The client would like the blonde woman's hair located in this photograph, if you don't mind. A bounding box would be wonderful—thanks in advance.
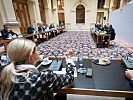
[0,38,36,100]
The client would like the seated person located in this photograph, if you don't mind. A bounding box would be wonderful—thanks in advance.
[38,24,46,38]
[49,24,55,29]
[0,24,18,39]
[103,24,109,33]
[104,24,116,44]
[27,25,37,38]
[49,24,55,37]
[38,24,46,32]
[27,25,36,34]
[42,24,46,30]
[45,24,50,31]
[0,38,74,100]
[95,22,103,32]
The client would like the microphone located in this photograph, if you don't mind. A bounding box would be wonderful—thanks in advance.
[51,52,58,62]
[49,51,62,71]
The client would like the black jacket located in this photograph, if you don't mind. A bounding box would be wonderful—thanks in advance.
[0,29,18,39]
[107,28,116,40]
[27,27,36,34]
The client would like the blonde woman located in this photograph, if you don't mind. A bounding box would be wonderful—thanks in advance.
[0,38,74,100]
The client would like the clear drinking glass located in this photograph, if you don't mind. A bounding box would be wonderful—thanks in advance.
[78,56,86,74]
[79,56,83,67]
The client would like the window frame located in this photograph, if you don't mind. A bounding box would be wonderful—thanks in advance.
[76,4,85,23]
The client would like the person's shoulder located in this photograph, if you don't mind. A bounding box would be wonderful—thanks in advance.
[1,29,5,32]
[10,30,14,32]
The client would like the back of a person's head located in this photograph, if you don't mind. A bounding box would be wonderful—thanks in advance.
[7,38,36,65]
[0,38,36,99]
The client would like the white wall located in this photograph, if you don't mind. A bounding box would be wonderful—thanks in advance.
[109,3,133,46]
[64,0,97,31]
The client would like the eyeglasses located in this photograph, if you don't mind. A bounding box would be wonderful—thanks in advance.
[32,46,36,54]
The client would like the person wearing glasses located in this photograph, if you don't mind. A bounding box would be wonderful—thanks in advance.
[0,24,18,39]
[0,38,74,100]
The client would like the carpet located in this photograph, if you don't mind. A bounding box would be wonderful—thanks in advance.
[37,31,133,60]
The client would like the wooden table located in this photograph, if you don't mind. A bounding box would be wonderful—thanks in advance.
[0,34,35,50]
[22,34,35,42]
[39,29,55,41]
[39,28,63,41]
[92,32,111,48]
[0,39,14,50]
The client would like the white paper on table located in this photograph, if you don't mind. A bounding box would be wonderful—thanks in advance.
[53,67,77,77]
[100,32,105,34]
[18,35,23,37]
[12,35,17,38]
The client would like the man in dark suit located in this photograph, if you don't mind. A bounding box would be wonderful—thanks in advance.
[27,25,37,39]
[38,24,46,32]
[0,24,18,39]
[104,25,116,44]
[27,25,36,34]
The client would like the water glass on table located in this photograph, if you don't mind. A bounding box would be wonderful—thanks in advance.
[78,56,86,74]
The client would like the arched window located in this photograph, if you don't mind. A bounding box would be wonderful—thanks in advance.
[76,4,85,23]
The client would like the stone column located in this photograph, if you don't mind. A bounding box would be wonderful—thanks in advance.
[45,0,52,25]
[0,0,20,34]
[120,0,124,8]
[34,0,42,24]
[27,0,42,28]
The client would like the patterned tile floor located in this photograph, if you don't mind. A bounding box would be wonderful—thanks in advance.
[37,31,133,60]
[0,31,133,60]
